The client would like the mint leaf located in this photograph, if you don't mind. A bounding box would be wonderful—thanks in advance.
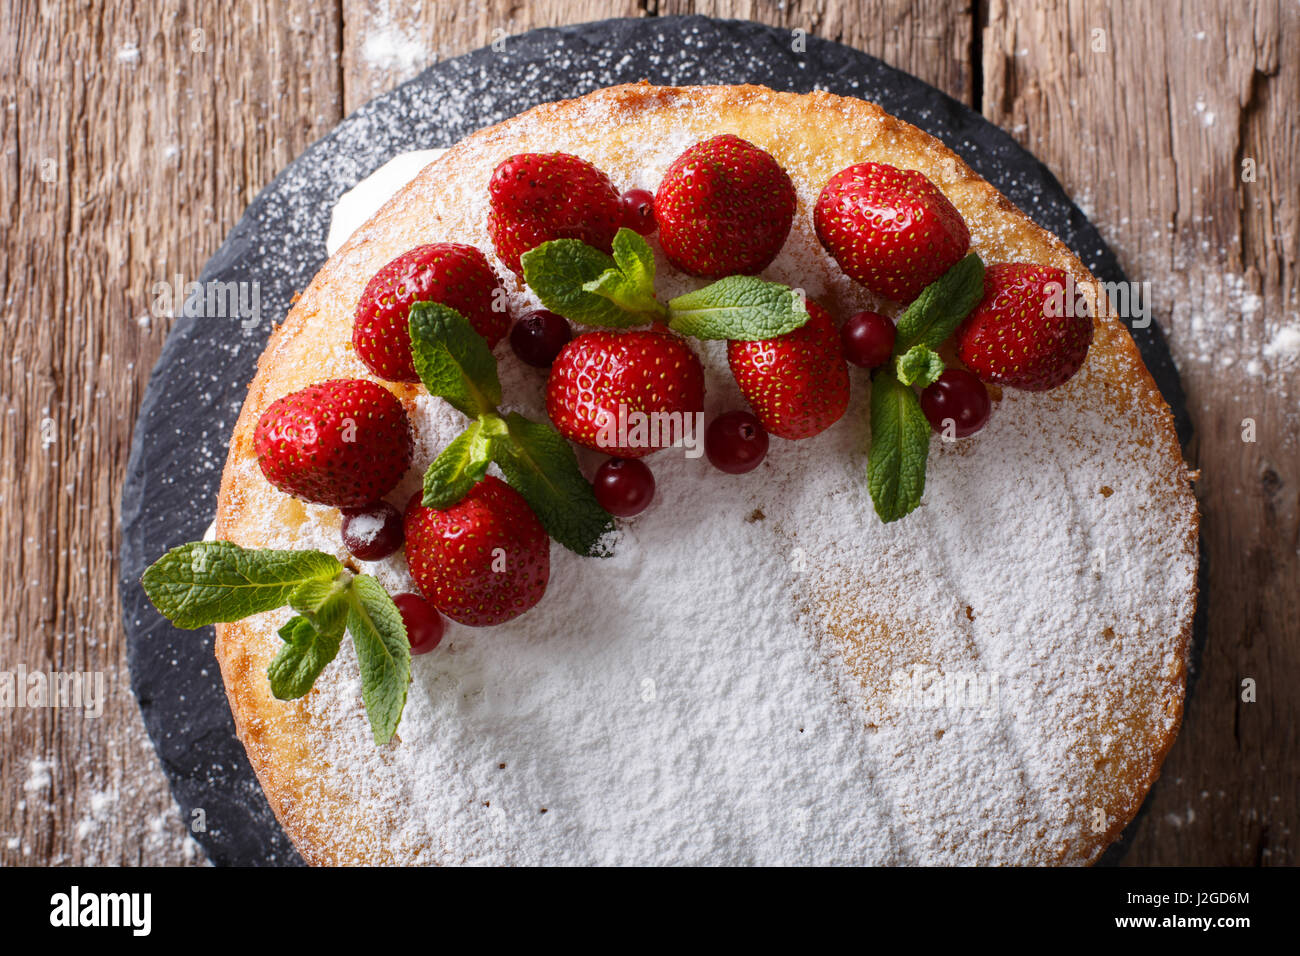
[142,542,343,629]
[895,344,947,388]
[288,570,352,634]
[521,239,645,328]
[346,575,410,745]
[268,614,345,700]
[578,228,667,321]
[492,412,615,557]
[893,253,985,352]
[666,276,809,341]
[866,370,932,523]
[408,301,502,418]
[611,227,656,291]
[422,415,504,508]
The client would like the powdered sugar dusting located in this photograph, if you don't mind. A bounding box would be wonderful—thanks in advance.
[210,85,1197,865]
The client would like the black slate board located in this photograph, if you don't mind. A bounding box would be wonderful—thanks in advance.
[120,15,1203,867]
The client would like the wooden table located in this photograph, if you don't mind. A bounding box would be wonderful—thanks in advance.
[2,0,1295,866]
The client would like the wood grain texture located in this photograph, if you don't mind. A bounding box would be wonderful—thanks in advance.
[1,0,1294,866]
[1,0,344,865]
[982,0,1298,866]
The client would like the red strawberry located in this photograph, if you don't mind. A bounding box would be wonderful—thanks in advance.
[654,134,796,278]
[546,329,705,459]
[403,477,549,627]
[353,243,508,383]
[814,161,970,303]
[727,301,850,440]
[955,262,1093,391]
[254,379,412,508]
[487,152,622,275]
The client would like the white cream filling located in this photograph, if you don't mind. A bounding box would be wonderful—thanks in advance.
[326,149,448,255]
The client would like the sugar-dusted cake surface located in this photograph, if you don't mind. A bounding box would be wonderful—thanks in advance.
[214,83,1198,865]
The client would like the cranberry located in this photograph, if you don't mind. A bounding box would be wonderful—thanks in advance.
[394,592,444,654]
[841,311,897,369]
[340,501,404,560]
[705,410,769,474]
[510,310,572,368]
[920,368,992,438]
[620,188,657,235]
[593,458,655,517]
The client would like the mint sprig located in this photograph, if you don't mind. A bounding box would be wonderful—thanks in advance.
[410,305,615,557]
[143,542,411,745]
[521,230,810,342]
[408,301,502,418]
[893,253,985,352]
[269,614,345,700]
[492,413,615,556]
[895,344,946,388]
[521,229,661,327]
[345,574,410,744]
[580,228,669,321]
[665,276,808,341]
[141,541,343,628]
[866,369,933,523]
[421,415,500,508]
[865,254,986,523]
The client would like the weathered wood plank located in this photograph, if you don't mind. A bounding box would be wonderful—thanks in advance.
[982,0,1299,865]
[0,0,344,866]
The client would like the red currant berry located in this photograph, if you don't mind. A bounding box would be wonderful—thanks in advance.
[840,311,896,369]
[705,410,769,474]
[394,592,444,654]
[920,368,992,438]
[593,457,655,517]
[620,188,657,235]
[340,501,404,561]
[510,310,572,368]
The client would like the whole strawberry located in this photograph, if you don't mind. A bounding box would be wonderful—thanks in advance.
[814,161,970,303]
[655,134,796,278]
[727,301,850,440]
[254,379,412,508]
[353,243,508,383]
[488,152,622,275]
[546,329,705,458]
[955,262,1092,391]
[404,477,550,627]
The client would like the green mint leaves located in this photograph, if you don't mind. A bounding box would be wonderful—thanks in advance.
[866,254,985,523]
[895,344,947,389]
[893,253,985,352]
[665,276,808,341]
[408,301,502,418]
[866,371,933,523]
[409,305,615,557]
[143,542,411,745]
[521,228,809,342]
[522,229,664,327]
[421,415,501,509]
[344,574,410,744]
[492,413,615,557]
[141,542,344,628]
[269,613,345,701]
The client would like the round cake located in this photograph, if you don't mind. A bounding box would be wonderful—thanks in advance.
[213,83,1198,865]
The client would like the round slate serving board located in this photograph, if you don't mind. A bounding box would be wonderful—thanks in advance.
[120,15,1203,867]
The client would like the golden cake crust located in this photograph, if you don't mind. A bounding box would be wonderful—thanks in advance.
[213,83,1197,865]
